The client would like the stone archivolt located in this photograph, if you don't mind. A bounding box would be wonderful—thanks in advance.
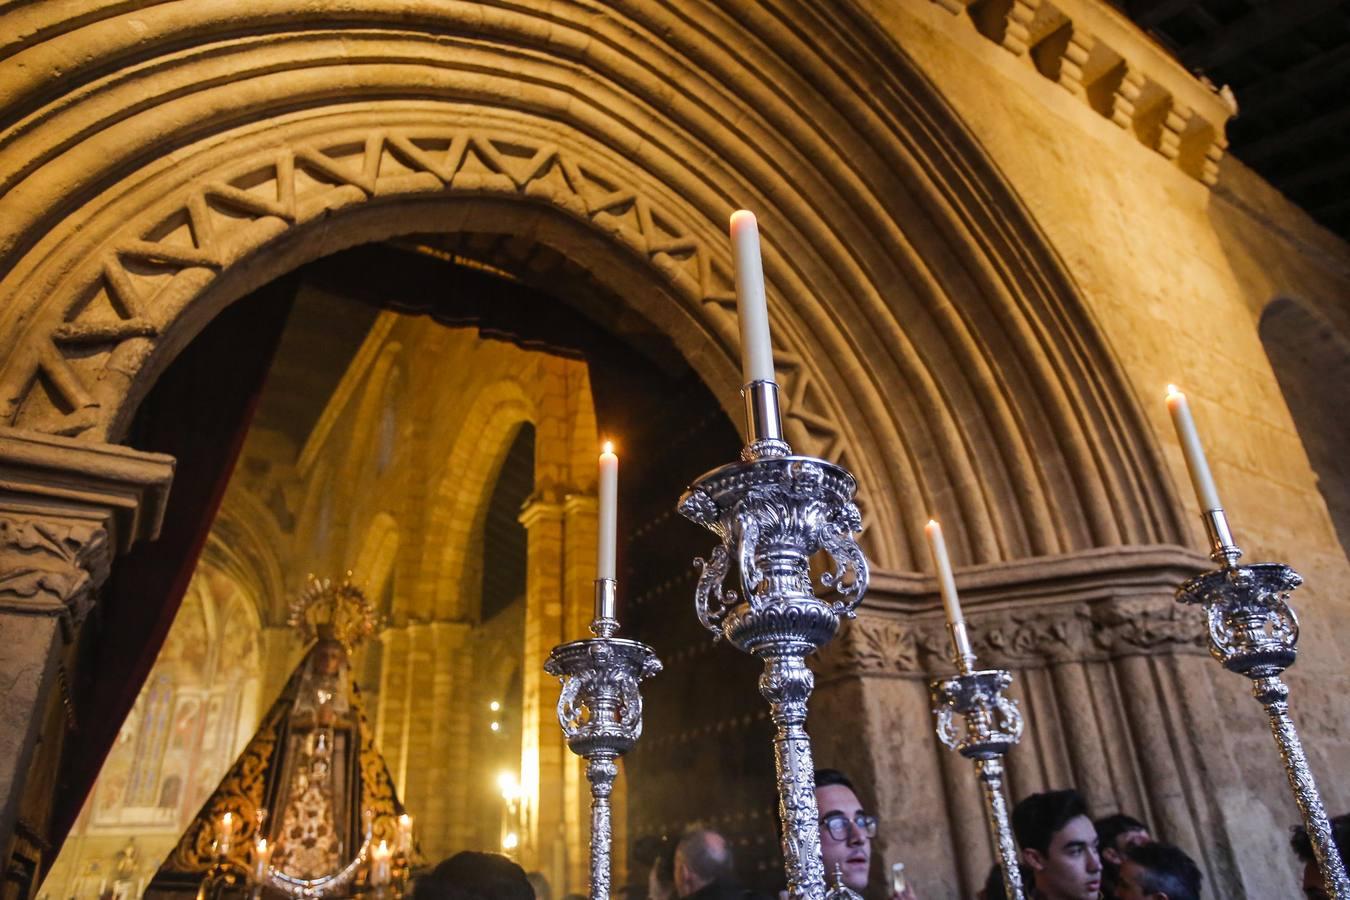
[0,1,1189,574]
[2,4,1336,897]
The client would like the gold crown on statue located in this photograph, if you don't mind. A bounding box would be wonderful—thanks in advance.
[288,572,379,649]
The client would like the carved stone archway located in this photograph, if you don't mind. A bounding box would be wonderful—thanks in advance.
[1,1,1220,894]
[0,1,1187,574]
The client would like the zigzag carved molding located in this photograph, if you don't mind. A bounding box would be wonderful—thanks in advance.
[2,126,872,526]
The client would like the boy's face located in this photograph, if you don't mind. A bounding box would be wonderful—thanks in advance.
[1025,814,1102,900]
[815,784,871,892]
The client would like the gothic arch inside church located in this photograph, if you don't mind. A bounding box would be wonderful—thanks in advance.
[0,1,1186,575]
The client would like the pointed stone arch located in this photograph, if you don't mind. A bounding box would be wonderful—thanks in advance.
[0,0,1186,577]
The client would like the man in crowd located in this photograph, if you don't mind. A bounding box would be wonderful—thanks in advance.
[1011,790,1101,900]
[1113,843,1202,900]
[1094,813,1151,897]
[414,851,534,900]
[1290,813,1350,900]
[646,838,676,900]
[813,769,919,900]
[674,828,741,900]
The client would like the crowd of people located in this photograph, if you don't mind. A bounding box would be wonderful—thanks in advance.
[410,769,1350,900]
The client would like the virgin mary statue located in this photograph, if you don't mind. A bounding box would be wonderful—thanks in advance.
[147,576,406,897]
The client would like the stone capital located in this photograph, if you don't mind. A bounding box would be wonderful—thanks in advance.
[518,497,565,530]
[562,493,598,518]
[0,427,175,632]
[0,514,110,631]
[815,544,1210,679]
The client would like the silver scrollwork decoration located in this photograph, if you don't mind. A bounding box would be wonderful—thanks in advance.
[929,669,1026,900]
[680,448,869,900]
[1178,537,1350,899]
[545,593,661,900]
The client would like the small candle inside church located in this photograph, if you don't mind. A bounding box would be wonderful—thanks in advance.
[253,838,271,883]
[730,210,776,385]
[397,813,413,853]
[1165,385,1224,512]
[370,840,392,886]
[597,442,618,582]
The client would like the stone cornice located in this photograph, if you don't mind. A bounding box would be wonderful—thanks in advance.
[865,543,1207,609]
[0,428,175,553]
[911,0,1236,184]
[815,544,1210,678]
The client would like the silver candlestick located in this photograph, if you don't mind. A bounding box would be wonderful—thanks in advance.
[930,636,1026,900]
[1176,509,1350,899]
[545,579,662,900]
[678,380,868,900]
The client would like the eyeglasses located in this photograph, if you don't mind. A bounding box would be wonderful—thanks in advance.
[819,812,878,842]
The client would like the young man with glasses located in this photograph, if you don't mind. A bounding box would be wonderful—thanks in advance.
[814,769,920,900]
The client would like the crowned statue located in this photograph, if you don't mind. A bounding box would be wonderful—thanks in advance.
[146,575,410,898]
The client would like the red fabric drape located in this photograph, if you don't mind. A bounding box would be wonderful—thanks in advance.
[50,276,298,854]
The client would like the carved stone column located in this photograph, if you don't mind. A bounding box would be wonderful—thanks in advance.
[519,497,566,883]
[0,428,174,882]
[809,545,1300,899]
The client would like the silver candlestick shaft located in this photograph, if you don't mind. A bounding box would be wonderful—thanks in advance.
[930,660,1026,900]
[544,579,662,900]
[678,380,868,900]
[1175,510,1349,899]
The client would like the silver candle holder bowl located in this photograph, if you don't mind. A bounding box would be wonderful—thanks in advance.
[678,381,868,900]
[545,581,662,900]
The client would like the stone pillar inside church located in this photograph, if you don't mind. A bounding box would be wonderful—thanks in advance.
[0,431,174,890]
[519,497,567,886]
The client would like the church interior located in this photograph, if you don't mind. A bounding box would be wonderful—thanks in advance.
[1,2,1348,899]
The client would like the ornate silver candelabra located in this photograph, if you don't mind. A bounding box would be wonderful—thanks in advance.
[545,579,662,900]
[1175,510,1349,899]
[929,639,1025,900]
[677,381,868,900]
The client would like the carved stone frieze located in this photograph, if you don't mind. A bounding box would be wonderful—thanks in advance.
[815,592,1206,680]
[0,515,110,632]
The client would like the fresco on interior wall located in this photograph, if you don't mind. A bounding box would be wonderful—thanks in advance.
[40,573,264,900]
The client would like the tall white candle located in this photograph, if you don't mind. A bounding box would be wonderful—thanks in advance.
[730,210,776,385]
[1165,386,1223,512]
[597,442,618,581]
[924,520,964,627]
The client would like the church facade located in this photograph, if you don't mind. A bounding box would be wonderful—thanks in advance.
[1,2,1347,898]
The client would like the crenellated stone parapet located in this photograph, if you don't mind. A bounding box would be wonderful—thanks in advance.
[925,0,1237,184]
